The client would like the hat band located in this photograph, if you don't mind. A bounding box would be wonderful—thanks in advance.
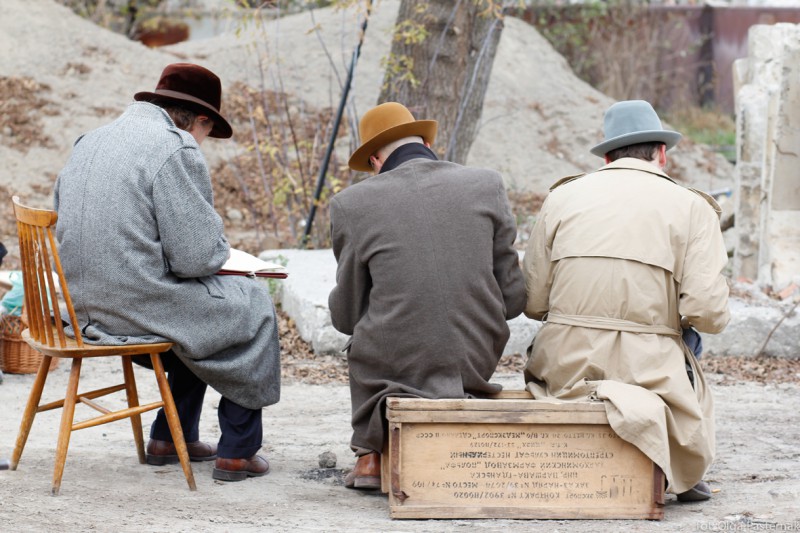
[151,89,220,113]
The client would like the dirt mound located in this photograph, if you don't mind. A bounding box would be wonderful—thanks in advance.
[0,0,734,255]
[168,1,734,192]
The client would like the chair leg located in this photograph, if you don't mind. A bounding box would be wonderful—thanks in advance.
[121,356,146,464]
[10,355,53,470]
[150,352,196,491]
[52,357,82,496]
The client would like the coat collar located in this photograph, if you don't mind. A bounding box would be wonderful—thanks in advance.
[549,157,674,192]
[596,157,675,183]
[553,157,722,215]
[379,143,438,174]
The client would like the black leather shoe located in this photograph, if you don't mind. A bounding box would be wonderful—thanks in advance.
[677,480,712,502]
[213,455,270,481]
[146,439,217,465]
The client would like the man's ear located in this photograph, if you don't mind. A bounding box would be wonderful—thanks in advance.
[658,144,667,167]
[604,155,611,164]
[424,141,431,148]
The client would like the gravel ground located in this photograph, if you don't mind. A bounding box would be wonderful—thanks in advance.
[1,314,798,532]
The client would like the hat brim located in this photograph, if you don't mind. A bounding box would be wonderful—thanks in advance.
[348,120,438,172]
[590,130,681,157]
[134,90,233,139]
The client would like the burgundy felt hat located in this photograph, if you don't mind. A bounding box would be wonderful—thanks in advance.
[134,63,233,139]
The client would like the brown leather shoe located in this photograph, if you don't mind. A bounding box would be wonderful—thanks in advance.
[213,455,270,482]
[146,439,217,466]
[344,452,381,490]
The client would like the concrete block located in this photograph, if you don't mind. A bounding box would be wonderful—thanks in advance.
[735,85,771,164]
[746,24,797,86]
[263,249,538,356]
[506,314,540,357]
[733,23,800,289]
[261,248,349,355]
[702,298,800,359]
[766,211,800,289]
[264,250,798,361]
[733,162,764,280]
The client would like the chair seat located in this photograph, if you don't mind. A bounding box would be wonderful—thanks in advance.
[22,328,173,358]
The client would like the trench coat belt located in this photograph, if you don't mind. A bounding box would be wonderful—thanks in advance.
[545,312,681,337]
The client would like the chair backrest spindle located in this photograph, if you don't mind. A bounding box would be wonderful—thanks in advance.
[46,227,72,347]
[34,227,55,347]
[12,196,83,349]
[17,221,42,342]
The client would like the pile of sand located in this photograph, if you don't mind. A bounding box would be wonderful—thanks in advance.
[0,0,733,214]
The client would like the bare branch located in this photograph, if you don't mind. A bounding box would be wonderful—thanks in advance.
[756,299,800,357]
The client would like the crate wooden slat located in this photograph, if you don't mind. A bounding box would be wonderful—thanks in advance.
[384,393,664,520]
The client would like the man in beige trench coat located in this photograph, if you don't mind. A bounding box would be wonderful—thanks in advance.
[523,100,730,502]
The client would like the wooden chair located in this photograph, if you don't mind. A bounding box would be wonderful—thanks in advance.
[9,196,196,495]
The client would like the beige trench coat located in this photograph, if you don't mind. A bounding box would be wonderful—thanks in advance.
[523,158,730,494]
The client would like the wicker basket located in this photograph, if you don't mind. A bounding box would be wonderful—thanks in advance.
[0,312,59,374]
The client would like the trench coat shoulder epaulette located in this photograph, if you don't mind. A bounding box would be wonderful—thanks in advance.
[549,173,586,191]
[687,187,722,218]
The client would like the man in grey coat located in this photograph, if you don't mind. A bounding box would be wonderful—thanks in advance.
[329,102,526,489]
[53,64,279,481]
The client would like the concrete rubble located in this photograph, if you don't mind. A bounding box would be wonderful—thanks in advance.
[732,23,800,290]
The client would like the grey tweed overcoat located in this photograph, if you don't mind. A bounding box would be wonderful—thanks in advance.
[329,156,526,453]
[53,102,280,410]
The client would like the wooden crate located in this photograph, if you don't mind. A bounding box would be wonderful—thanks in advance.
[383,391,664,520]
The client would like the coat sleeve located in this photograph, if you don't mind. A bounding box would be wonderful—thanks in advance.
[523,197,553,321]
[152,147,230,278]
[493,178,526,319]
[328,197,371,335]
[679,199,730,333]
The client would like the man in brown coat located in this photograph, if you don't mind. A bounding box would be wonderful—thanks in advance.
[523,100,730,502]
[329,102,526,489]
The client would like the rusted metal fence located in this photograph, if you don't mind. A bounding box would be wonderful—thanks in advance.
[516,5,800,114]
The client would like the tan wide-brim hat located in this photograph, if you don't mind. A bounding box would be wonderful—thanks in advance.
[134,63,233,139]
[348,102,437,172]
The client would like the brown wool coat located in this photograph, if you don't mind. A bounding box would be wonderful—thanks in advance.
[329,157,526,453]
[523,158,730,494]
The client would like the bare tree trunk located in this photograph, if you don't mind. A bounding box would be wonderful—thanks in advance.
[377,0,505,165]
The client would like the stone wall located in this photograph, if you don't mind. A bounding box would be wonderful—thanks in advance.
[269,250,797,359]
[732,23,800,289]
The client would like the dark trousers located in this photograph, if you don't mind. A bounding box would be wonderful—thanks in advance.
[682,327,703,390]
[137,353,263,459]
[682,327,703,359]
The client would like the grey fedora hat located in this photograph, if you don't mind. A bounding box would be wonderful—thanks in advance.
[590,100,681,157]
